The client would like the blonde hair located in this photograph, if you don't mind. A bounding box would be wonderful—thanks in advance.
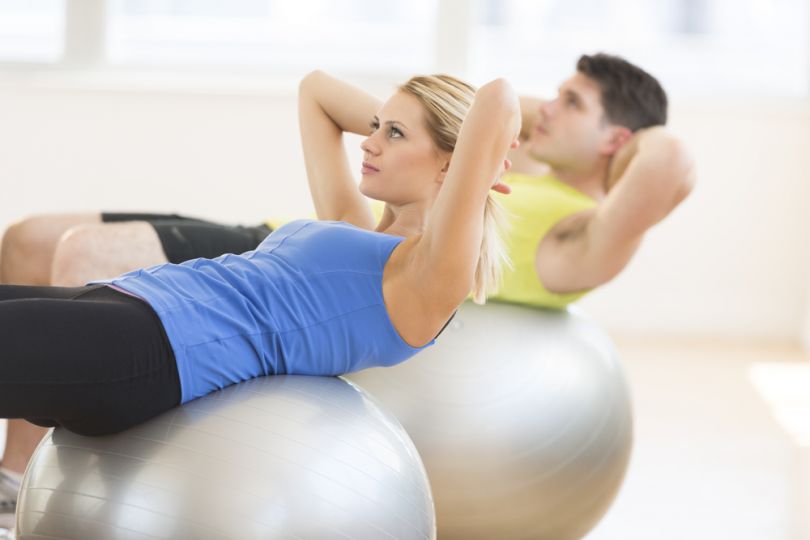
[399,75,510,304]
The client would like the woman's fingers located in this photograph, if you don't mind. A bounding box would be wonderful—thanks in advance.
[491,181,511,194]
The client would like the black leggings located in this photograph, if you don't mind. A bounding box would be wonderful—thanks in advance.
[0,284,180,436]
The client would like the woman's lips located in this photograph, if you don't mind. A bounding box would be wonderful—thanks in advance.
[361,161,380,174]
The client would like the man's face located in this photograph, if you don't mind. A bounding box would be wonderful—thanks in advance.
[527,72,618,171]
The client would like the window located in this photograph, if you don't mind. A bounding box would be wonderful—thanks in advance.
[0,0,806,98]
[0,0,65,62]
[107,0,437,74]
[471,0,809,97]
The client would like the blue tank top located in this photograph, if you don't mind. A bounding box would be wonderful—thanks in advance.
[101,220,432,403]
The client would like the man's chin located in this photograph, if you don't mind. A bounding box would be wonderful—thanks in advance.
[528,144,550,163]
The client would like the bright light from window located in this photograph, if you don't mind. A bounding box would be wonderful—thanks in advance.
[107,0,437,75]
[0,0,64,62]
[750,363,810,447]
[471,0,809,98]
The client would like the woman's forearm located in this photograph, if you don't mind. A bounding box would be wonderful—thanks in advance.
[418,79,521,303]
[299,70,382,136]
[297,71,379,226]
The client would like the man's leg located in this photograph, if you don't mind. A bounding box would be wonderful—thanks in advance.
[50,222,169,287]
[0,213,102,285]
[50,218,273,286]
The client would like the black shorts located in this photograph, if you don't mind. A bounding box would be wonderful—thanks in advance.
[101,213,273,264]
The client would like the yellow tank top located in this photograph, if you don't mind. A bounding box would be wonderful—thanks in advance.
[267,172,595,309]
[491,172,597,309]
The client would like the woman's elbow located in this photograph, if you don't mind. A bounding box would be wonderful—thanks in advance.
[474,80,521,141]
[478,78,514,99]
[299,70,326,96]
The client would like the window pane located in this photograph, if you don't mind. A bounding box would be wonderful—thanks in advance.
[108,0,437,74]
[472,0,808,98]
[0,0,65,62]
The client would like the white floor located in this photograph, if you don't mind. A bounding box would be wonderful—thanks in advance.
[587,337,808,540]
[0,338,807,539]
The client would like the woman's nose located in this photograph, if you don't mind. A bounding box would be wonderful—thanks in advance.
[361,135,381,155]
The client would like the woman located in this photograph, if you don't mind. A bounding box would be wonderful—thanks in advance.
[0,71,520,436]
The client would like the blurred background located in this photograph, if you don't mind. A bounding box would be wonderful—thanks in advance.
[0,1,807,538]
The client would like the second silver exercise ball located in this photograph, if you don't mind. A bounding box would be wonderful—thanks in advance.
[348,301,633,540]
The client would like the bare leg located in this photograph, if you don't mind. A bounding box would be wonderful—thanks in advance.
[0,420,43,517]
[50,221,169,286]
[1,421,49,475]
[0,213,102,285]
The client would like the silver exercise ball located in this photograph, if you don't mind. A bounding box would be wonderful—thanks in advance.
[347,302,633,540]
[16,375,435,540]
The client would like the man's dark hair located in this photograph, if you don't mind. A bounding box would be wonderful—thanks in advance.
[577,53,668,130]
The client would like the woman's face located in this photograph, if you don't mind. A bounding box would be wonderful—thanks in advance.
[359,91,449,206]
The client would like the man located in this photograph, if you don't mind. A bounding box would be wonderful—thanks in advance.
[493,53,693,308]
[0,53,693,512]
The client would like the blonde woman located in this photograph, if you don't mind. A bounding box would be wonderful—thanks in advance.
[0,71,519,436]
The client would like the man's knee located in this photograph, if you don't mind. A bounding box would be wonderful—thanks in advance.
[51,225,109,286]
[0,216,62,284]
[2,217,50,260]
[51,222,167,286]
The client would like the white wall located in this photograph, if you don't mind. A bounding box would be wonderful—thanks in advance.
[580,100,810,343]
[0,78,808,343]
[0,81,313,224]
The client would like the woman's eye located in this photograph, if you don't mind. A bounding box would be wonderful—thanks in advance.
[389,127,403,138]
[369,122,379,133]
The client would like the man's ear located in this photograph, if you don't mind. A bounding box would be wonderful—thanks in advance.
[602,125,633,156]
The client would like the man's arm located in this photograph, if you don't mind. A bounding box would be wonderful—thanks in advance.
[507,96,549,176]
[535,127,696,293]
[518,95,543,141]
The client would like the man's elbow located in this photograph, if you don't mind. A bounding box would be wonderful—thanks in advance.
[661,134,696,195]
[537,264,621,295]
[535,240,640,293]
[676,151,697,203]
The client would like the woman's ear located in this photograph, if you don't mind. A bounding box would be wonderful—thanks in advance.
[435,158,451,184]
